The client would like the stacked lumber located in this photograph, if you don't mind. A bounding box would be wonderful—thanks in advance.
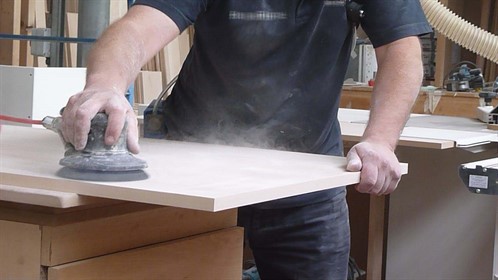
[136,29,192,103]
[1,0,45,66]
[134,71,163,104]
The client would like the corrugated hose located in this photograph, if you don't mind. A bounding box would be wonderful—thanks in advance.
[420,0,498,64]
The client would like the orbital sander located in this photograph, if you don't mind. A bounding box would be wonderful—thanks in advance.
[42,112,148,181]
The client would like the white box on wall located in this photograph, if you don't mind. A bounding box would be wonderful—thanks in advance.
[358,44,377,83]
[345,44,378,83]
[0,65,86,126]
[31,28,52,57]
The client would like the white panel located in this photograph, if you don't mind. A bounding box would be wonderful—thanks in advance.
[0,66,35,125]
[0,185,109,208]
[0,66,86,125]
[402,127,497,147]
[31,67,86,120]
[360,45,377,83]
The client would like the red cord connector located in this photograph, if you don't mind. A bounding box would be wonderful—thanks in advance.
[0,114,43,125]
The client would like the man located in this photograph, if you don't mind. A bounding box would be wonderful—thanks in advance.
[61,1,431,278]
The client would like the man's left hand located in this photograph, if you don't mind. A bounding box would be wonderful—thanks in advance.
[346,141,402,195]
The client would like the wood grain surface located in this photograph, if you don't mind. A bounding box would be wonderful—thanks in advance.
[0,125,407,211]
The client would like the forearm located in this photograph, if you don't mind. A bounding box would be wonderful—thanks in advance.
[84,21,146,94]
[84,5,180,94]
[60,5,180,152]
[363,36,424,150]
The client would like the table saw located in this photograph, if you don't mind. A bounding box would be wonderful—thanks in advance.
[339,108,498,280]
[459,158,498,280]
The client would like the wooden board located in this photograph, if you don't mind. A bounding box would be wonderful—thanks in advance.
[0,125,404,212]
[64,12,78,67]
[109,0,128,24]
[488,124,498,131]
[20,0,35,67]
[401,127,498,147]
[338,108,497,149]
[135,71,163,104]
[461,158,498,169]
[0,184,110,208]
[340,122,455,150]
[33,0,47,67]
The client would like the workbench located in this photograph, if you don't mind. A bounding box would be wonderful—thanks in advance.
[0,124,382,280]
[0,189,241,279]
[459,158,498,280]
[340,108,498,280]
[1,108,497,279]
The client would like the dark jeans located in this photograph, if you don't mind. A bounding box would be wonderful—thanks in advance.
[238,187,350,280]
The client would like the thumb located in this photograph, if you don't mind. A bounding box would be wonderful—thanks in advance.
[346,148,362,172]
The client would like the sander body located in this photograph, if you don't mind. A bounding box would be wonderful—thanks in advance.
[43,113,147,173]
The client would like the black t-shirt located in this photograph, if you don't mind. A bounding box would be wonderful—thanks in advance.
[134,0,431,208]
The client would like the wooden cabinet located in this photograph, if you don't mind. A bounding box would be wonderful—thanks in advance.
[0,200,242,280]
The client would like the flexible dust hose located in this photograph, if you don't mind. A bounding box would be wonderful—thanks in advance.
[420,0,498,64]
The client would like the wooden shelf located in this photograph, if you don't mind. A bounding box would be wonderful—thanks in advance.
[341,86,498,118]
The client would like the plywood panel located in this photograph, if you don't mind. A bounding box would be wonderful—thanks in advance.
[0,125,397,211]
[402,127,498,147]
[338,108,497,148]
[160,37,182,85]
[136,71,163,104]
[0,184,109,208]
[48,227,243,280]
[340,122,455,150]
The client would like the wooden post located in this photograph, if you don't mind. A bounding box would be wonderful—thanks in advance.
[34,0,47,67]
[109,0,127,24]
[64,12,78,67]
[366,195,386,280]
[476,0,491,71]
[487,1,498,81]
[0,0,22,65]
[20,0,35,66]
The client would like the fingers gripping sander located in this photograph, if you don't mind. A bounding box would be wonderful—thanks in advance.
[43,113,147,172]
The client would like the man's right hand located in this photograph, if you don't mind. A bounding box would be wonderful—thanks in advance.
[60,87,140,154]
[58,5,181,155]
